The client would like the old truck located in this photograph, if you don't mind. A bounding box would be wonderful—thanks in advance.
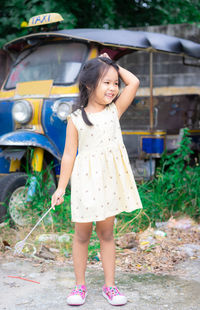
[0,13,199,224]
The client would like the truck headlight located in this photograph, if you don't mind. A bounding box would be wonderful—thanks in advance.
[12,100,32,124]
[53,99,73,121]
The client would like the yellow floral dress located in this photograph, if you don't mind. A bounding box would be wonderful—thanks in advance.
[67,102,143,222]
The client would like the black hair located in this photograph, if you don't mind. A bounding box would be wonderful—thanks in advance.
[73,57,120,126]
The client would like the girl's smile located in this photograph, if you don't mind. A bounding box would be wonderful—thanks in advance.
[87,66,119,112]
[53,55,141,306]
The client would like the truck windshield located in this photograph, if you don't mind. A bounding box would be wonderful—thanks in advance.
[5,42,88,89]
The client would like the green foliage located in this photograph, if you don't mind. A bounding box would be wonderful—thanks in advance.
[51,187,72,232]
[151,0,200,25]
[20,162,72,231]
[147,128,199,221]
[88,228,100,260]
[1,0,200,47]
[6,128,198,261]
[21,128,199,238]
[0,0,76,47]
[118,128,199,233]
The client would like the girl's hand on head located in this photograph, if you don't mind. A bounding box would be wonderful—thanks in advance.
[51,188,65,210]
[99,53,111,59]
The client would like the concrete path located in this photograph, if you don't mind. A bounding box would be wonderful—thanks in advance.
[1,256,200,310]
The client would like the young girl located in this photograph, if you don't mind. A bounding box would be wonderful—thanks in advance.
[51,53,143,306]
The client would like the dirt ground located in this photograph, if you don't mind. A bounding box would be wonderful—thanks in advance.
[1,217,200,309]
[1,254,200,310]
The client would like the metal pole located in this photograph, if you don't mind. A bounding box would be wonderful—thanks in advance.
[149,52,154,179]
[149,52,154,131]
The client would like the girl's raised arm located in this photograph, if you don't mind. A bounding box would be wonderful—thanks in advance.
[115,65,140,118]
[51,119,78,207]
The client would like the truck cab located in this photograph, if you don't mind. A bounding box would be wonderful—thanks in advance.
[0,13,199,225]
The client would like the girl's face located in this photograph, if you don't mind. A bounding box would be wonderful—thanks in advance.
[90,66,119,107]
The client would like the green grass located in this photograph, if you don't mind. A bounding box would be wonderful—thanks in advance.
[117,128,200,232]
[7,128,199,259]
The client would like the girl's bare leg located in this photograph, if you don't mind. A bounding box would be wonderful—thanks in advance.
[96,216,115,286]
[73,222,93,285]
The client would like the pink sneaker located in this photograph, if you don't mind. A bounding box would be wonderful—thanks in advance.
[102,285,127,306]
[67,285,87,305]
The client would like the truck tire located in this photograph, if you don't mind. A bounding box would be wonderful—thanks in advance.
[0,171,56,226]
[0,173,28,224]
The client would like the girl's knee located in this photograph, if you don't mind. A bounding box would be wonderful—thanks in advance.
[74,231,91,243]
[74,224,92,244]
[96,229,114,242]
[96,216,115,242]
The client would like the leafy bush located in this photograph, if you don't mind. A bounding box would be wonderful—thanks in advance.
[117,128,200,232]
[20,128,199,236]
[18,162,72,231]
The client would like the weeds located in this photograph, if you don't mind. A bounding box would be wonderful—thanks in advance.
[8,160,73,232]
[117,128,200,232]
[3,128,199,259]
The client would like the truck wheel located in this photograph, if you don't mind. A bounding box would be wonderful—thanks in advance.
[0,171,56,226]
[0,173,28,225]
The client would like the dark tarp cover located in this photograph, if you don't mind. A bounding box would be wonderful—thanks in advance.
[5,28,200,59]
